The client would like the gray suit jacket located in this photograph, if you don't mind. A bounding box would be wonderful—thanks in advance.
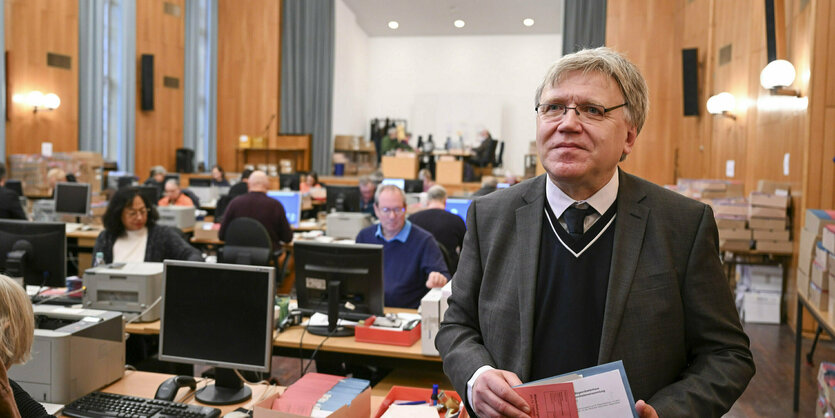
[436,170,755,417]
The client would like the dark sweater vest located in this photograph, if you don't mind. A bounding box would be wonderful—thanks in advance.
[530,201,617,380]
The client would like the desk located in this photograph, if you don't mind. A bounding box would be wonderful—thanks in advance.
[794,292,833,411]
[67,228,104,272]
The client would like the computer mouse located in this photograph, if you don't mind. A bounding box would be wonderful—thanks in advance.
[154,375,197,401]
[222,411,251,418]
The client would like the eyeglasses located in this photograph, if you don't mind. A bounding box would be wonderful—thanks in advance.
[124,207,149,218]
[535,102,628,123]
[377,206,406,216]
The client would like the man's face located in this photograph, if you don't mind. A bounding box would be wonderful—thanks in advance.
[359,183,375,202]
[374,189,406,237]
[536,70,637,192]
[164,183,180,201]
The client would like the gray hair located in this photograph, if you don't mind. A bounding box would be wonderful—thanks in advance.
[481,176,498,188]
[426,185,447,202]
[374,184,406,206]
[164,179,180,188]
[535,47,649,134]
[150,165,167,176]
[358,176,375,187]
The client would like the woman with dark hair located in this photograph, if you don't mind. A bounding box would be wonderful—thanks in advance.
[211,165,230,187]
[93,187,202,263]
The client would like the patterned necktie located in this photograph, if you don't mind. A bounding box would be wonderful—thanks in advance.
[562,205,596,240]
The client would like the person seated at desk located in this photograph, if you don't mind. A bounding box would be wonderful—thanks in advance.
[471,176,498,197]
[355,184,449,309]
[300,170,325,197]
[418,168,435,192]
[0,274,56,418]
[210,164,230,187]
[358,176,376,217]
[46,168,72,197]
[0,163,25,220]
[408,185,466,274]
[142,165,166,194]
[94,187,202,263]
[381,127,413,155]
[157,179,194,207]
[220,170,293,246]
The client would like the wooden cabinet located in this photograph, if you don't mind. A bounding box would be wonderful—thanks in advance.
[236,134,312,173]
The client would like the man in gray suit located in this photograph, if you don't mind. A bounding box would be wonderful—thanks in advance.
[436,47,754,418]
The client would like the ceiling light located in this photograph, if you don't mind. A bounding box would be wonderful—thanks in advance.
[388,21,399,30]
[454,19,465,28]
[523,18,535,27]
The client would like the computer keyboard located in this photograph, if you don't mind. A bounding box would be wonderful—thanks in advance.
[62,391,221,418]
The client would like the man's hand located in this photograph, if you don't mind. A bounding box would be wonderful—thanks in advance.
[426,272,448,288]
[635,400,658,418]
[471,369,531,418]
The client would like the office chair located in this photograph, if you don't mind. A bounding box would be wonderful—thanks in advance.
[435,239,457,276]
[493,141,504,168]
[181,188,201,208]
[219,217,286,284]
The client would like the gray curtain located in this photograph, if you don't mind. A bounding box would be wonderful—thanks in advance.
[562,0,607,54]
[280,0,334,175]
[78,0,106,154]
[184,0,218,170]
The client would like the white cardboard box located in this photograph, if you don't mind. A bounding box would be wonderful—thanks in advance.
[798,268,810,298]
[824,225,835,254]
[812,261,830,291]
[744,265,783,292]
[816,242,833,271]
[419,289,442,356]
[810,280,830,312]
[742,291,781,324]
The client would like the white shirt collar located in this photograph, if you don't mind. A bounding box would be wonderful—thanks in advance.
[545,168,620,217]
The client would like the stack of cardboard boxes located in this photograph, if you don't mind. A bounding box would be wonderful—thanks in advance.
[797,210,835,315]
[749,191,792,253]
[8,152,104,196]
[738,265,783,324]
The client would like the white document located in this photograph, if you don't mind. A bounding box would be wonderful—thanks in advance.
[571,369,634,417]
[381,404,439,418]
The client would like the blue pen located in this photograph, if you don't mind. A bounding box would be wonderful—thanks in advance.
[395,400,427,405]
[431,384,439,406]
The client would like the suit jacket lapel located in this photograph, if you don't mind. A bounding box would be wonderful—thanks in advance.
[515,175,545,382]
[598,170,649,363]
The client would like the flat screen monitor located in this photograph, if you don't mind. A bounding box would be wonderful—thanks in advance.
[266,191,302,228]
[381,178,405,190]
[54,182,91,216]
[4,180,23,196]
[189,177,212,188]
[0,220,66,287]
[279,173,301,191]
[159,260,274,405]
[294,241,384,336]
[117,176,138,189]
[445,198,472,223]
[404,179,423,193]
[325,185,361,213]
[137,186,160,206]
[497,182,510,189]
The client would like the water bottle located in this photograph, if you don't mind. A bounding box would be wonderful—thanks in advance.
[93,252,105,267]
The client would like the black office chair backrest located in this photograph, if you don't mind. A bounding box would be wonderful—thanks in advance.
[181,188,201,208]
[221,217,273,266]
[494,141,504,167]
[435,238,456,276]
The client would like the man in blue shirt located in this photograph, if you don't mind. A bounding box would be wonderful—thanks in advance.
[355,184,450,308]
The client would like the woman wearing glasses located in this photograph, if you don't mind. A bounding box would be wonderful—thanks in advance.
[93,187,202,264]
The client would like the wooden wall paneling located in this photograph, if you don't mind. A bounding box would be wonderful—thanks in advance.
[4,0,78,156]
[822,108,835,210]
[134,0,185,181]
[216,0,281,173]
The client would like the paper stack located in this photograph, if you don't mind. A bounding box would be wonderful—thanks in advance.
[798,210,835,300]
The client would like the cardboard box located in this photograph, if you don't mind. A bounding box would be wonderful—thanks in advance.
[354,319,421,346]
[745,265,783,292]
[742,291,781,324]
[806,209,835,233]
[753,229,791,241]
[420,289,443,356]
[374,386,468,418]
[719,229,752,241]
[716,217,747,230]
[825,225,835,254]
[749,192,789,209]
[749,206,787,219]
[755,240,793,254]
[749,218,787,230]
[714,203,749,217]
[721,239,751,252]
[436,160,464,184]
[812,261,829,291]
[816,242,833,271]
[334,135,354,150]
[381,155,418,179]
[798,268,810,298]
[809,280,829,312]
[251,136,266,148]
[194,222,220,241]
[254,380,370,418]
[799,228,821,275]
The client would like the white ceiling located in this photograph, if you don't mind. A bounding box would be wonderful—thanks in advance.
[342,0,563,37]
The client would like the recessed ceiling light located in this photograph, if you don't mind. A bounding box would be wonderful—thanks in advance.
[523,18,535,27]
[388,21,399,29]
[454,19,465,28]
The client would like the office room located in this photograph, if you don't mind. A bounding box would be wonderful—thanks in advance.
[1,0,834,417]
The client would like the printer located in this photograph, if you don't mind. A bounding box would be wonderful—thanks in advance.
[8,305,124,404]
[419,281,452,356]
[83,262,164,322]
[326,212,372,239]
[157,206,196,229]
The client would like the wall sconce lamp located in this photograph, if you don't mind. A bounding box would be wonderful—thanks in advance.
[12,91,61,113]
[706,92,737,120]
[760,59,801,96]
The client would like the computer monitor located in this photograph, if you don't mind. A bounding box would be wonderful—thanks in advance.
[381,178,405,190]
[325,185,361,213]
[0,220,66,287]
[4,180,23,196]
[404,179,423,193]
[294,241,384,336]
[117,176,137,189]
[159,260,274,405]
[266,190,302,228]
[107,171,134,189]
[137,186,160,206]
[279,173,301,191]
[497,182,510,189]
[445,198,472,223]
[54,182,91,217]
[188,177,212,188]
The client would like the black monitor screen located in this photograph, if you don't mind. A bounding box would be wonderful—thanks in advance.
[137,186,160,206]
[160,261,274,371]
[325,185,361,213]
[0,220,66,287]
[4,180,23,196]
[189,177,212,188]
[54,182,91,216]
[294,241,384,319]
[279,173,301,191]
[404,179,423,193]
[117,176,137,189]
